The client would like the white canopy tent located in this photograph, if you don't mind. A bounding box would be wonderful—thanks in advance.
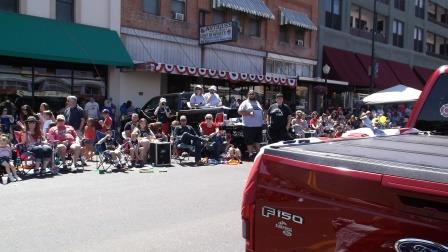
[362,84,422,105]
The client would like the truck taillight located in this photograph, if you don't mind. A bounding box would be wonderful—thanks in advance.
[242,204,255,251]
[242,218,249,239]
[241,153,263,251]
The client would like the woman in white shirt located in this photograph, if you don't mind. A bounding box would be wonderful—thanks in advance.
[190,85,205,108]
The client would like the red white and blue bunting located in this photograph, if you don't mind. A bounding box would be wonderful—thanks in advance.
[141,62,297,87]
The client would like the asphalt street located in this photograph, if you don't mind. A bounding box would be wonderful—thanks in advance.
[0,161,252,252]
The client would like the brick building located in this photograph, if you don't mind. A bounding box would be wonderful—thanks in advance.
[121,0,319,110]
[317,0,448,111]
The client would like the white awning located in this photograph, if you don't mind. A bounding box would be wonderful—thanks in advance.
[362,84,422,104]
[213,0,275,20]
[280,7,317,31]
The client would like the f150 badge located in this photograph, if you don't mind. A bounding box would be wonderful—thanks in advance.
[262,206,303,224]
[395,238,448,252]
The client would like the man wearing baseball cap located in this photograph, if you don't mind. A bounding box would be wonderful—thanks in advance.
[154,97,171,134]
[47,115,82,172]
[266,93,292,143]
[100,109,113,133]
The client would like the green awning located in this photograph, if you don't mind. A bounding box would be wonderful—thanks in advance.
[0,11,133,67]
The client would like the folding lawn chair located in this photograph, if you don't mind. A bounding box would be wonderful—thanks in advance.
[95,130,116,174]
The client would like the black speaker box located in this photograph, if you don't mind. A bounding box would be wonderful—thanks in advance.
[149,142,171,166]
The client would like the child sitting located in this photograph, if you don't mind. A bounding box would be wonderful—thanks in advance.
[151,122,168,142]
[170,120,180,157]
[225,144,242,165]
[0,134,22,182]
[97,130,125,172]
[83,118,96,161]
[127,131,142,168]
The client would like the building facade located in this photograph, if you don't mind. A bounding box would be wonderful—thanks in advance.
[317,0,448,110]
[0,0,131,114]
[121,0,318,109]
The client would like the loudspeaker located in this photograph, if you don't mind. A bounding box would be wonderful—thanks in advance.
[149,142,171,166]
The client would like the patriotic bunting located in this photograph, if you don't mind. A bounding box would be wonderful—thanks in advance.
[141,62,297,87]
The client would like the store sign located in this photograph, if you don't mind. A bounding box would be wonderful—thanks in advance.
[199,22,238,45]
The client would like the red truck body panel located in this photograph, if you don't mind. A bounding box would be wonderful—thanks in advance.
[242,66,448,252]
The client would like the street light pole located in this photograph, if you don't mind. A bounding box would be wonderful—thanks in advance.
[322,64,331,110]
[369,0,377,94]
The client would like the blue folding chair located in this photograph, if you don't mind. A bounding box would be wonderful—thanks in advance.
[95,131,115,173]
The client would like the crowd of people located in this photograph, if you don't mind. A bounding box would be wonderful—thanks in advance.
[0,90,412,183]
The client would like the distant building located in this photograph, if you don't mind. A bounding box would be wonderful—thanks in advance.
[121,0,318,110]
[316,0,448,111]
[0,0,131,112]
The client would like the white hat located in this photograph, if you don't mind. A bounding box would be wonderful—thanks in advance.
[195,85,203,90]
[160,97,167,103]
[56,115,65,121]
[209,85,217,91]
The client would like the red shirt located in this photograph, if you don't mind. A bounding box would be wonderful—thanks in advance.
[48,125,77,145]
[200,121,218,136]
[309,118,318,128]
[84,126,96,140]
[102,116,112,132]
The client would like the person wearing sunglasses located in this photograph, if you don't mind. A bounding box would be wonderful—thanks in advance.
[238,90,264,160]
[19,116,52,175]
[199,114,225,160]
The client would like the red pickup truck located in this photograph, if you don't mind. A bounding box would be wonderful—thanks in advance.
[241,65,448,252]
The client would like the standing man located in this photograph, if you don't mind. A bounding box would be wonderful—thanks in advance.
[154,97,171,134]
[84,97,100,120]
[64,96,86,135]
[266,93,292,143]
[238,90,264,160]
[204,85,222,107]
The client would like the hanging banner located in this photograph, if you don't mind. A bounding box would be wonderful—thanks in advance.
[199,22,238,45]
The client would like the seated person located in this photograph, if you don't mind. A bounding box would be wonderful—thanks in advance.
[150,122,168,142]
[122,113,139,140]
[173,115,205,165]
[126,131,142,168]
[225,144,242,164]
[132,118,155,166]
[189,85,205,108]
[47,115,82,172]
[20,116,53,175]
[170,120,180,157]
[199,114,225,159]
[204,85,222,107]
[0,134,21,182]
[291,110,308,138]
[97,129,126,172]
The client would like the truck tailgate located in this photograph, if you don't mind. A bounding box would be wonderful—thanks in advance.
[253,135,448,252]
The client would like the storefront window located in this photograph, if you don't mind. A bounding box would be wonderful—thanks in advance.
[0,73,32,97]
[0,60,107,114]
[0,64,32,74]
[296,85,309,112]
[34,67,72,77]
[73,79,106,105]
